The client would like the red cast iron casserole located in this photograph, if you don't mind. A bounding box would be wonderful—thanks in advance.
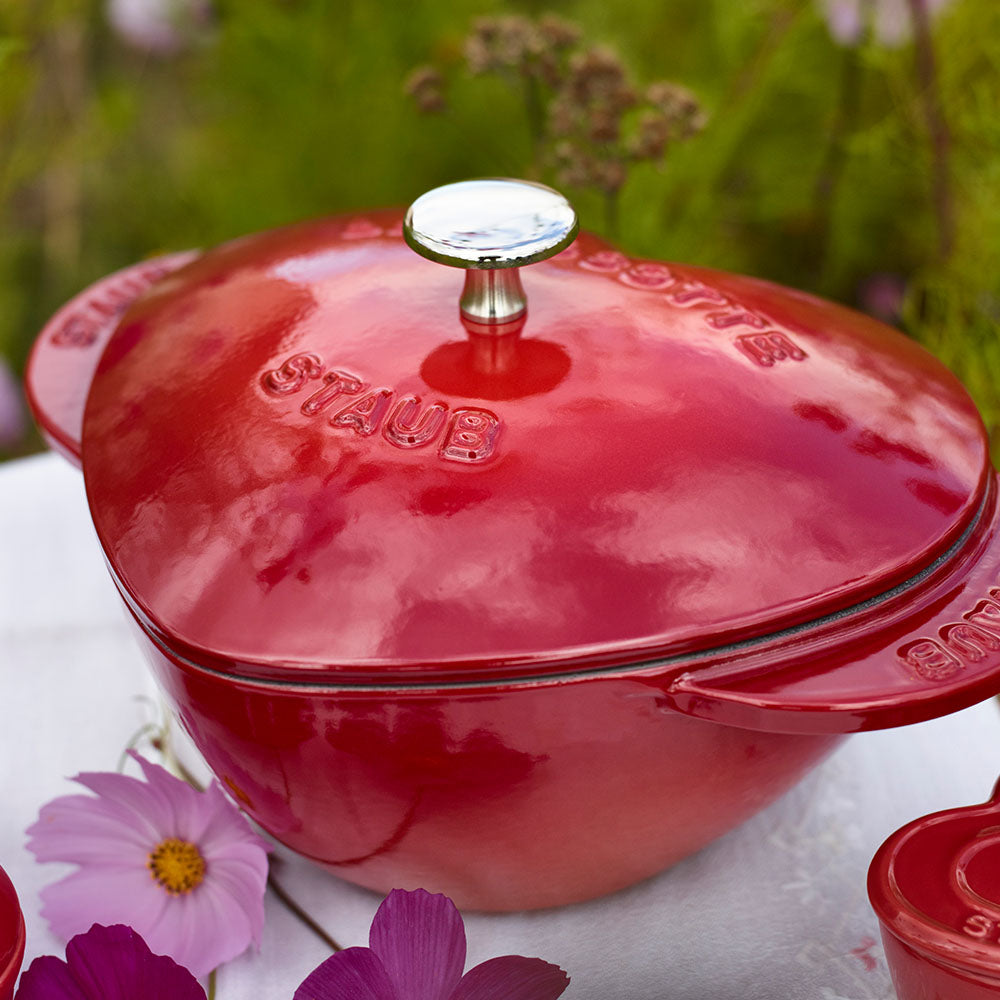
[24,179,1000,910]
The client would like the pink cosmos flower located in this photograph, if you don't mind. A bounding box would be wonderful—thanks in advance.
[26,753,270,978]
[819,0,954,47]
[15,924,205,1000]
[0,356,25,450]
[858,272,908,324]
[294,888,570,1000]
[106,0,213,54]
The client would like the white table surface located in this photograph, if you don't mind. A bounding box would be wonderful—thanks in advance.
[3,452,999,1000]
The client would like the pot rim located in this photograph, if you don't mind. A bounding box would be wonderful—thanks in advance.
[118,479,1000,735]
[124,489,983,687]
[878,923,1000,987]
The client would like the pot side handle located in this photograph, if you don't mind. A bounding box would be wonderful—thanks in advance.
[663,474,1000,735]
[24,251,199,467]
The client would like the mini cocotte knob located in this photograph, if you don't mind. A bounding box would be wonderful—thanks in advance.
[403,178,579,326]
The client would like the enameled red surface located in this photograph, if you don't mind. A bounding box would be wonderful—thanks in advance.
[25,203,1000,907]
[663,473,1000,733]
[870,780,1000,998]
[880,931,1000,1000]
[78,212,988,691]
[24,251,199,466]
[0,865,24,1000]
[140,617,841,910]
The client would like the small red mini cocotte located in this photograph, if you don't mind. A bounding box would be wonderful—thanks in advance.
[0,864,25,1000]
[870,780,1000,999]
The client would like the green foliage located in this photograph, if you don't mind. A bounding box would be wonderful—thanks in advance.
[0,0,998,458]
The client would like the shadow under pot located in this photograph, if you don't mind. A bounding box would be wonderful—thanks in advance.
[24,178,1000,910]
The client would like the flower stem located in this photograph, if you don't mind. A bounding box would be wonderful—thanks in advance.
[812,41,862,281]
[267,870,343,953]
[604,188,621,240]
[172,757,206,793]
[524,73,545,173]
[905,0,954,260]
[116,723,164,772]
[207,969,216,1000]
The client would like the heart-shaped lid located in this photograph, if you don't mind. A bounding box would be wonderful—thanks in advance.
[44,179,1000,732]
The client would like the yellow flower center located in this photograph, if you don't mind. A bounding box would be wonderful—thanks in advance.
[147,838,206,895]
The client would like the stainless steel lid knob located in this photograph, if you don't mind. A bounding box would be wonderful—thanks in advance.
[404,178,579,326]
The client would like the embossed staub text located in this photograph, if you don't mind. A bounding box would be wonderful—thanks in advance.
[260,353,502,464]
[49,257,184,348]
[897,587,1000,681]
[570,250,809,368]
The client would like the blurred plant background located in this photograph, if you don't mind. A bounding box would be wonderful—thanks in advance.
[0,0,998,460]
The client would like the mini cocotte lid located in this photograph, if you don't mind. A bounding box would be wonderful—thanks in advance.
[35,178,1000,732]
[869,780,1000,983]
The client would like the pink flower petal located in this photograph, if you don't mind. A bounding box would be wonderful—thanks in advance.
[177,784,232,844]
[293,947,397,1000]
[130,754,202,837]
[369,889,466,1000]
[39,867,168,944]
[69,771,172,841]
[151,893,219,979]
[198,848,268,947]
[821,0,864,45]
[188,783,271,855]
[873,0,910,46]
[107,0,212,55]
[155,877,258,977]
[0,356,25,449]
[129,755,269,853]
[449,956,569,1000]
[27,795,154,863]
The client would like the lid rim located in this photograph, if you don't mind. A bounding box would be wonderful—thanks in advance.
[878,922,1000,983]
[117,484,994,698]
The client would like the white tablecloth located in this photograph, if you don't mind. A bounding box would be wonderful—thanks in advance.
[3,452,999,1000]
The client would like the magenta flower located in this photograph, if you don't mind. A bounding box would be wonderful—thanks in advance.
[15,924,205,1000]
[26,753,270,978]
[294,889,570,1000]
